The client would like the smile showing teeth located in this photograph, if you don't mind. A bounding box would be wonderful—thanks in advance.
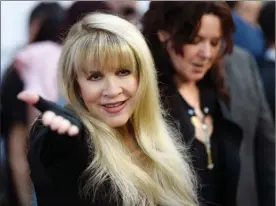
[103,101,124,108]
[102,100,127,114]
[193,63,203,67]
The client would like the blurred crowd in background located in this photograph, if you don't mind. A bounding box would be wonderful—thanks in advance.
[0,1,275,206]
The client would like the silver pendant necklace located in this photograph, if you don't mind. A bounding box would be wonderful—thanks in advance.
[190,107,214,170]
[202,115,214,170]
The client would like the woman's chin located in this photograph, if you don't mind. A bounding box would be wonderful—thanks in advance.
[103,116,130,128]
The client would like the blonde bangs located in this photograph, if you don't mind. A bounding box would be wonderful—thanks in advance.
[73,30,138,76]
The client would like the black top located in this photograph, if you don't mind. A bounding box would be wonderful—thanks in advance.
[257,58,275,121]
[0,67,28,206]
[180,88,223,206]
[0,67,27,138]
[28,98,122,206]
[160,83,242,206]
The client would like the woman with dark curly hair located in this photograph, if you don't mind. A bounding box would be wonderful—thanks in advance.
[142,2,242,206]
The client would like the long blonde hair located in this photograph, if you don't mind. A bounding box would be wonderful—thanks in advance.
[58,12,198,206]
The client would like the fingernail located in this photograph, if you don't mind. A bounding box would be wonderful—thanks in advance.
[17,93,24,99]
[69,126,79,136]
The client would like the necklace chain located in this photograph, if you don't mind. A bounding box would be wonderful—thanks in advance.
[189,107,214,170]
[202,117,214,170]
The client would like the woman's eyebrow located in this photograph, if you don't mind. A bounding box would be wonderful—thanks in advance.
[196,35,222,40]
[86,68,100,73]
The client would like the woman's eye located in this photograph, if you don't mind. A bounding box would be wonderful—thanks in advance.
[117,69,131,76]
[211,40,220,47]
[191,37,202,44]
[88,72,103,81]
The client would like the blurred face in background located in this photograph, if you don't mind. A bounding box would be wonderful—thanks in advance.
[109,1,140,27]
[108,1,137,12]
[158,14,222,84]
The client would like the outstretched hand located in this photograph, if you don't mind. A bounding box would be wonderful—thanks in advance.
[17,91,79,136]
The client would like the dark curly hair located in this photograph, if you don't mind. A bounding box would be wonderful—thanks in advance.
[142,1,235,101]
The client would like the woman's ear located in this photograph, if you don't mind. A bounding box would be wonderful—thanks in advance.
[157,30,170,43]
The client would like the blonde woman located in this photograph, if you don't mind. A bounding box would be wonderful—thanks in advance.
[18,13,197,206]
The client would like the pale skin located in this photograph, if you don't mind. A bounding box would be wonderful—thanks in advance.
[77,67,138,129]
[17,66,139,150]
[18,91,140,160]
[17,91,80,137]
[17,95,139,158]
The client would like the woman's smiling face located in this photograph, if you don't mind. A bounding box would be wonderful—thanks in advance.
[77,66,138,128]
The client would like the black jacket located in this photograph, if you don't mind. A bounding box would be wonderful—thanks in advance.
[28,98,121,206]
[160,84,242,206]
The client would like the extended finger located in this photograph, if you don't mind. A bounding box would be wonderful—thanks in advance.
[68,125,80,136]
[42,111,56,126]
[17,91,56,114]
[17,91,39,105]
[57,119,71,134]
[50,116,64,131]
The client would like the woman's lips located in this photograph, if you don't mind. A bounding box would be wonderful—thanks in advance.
[192,63,206,73]
[101,101,126,114]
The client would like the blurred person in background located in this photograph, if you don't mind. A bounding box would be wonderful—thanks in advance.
[60,1,113,39]
[142,1,275,206]
[224,2,275,205]
[257,1,275,122]
[226,1,265,63]
[0,2,65,206]
[224,46,275,206]
[108,1,142,28]
[60,1,141,41]
[232,1,263,26]
[118,4,140,27]
[142,2,242,206]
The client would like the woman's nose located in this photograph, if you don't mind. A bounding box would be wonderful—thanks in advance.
[102,77,123,98]
[199,42,213,60]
